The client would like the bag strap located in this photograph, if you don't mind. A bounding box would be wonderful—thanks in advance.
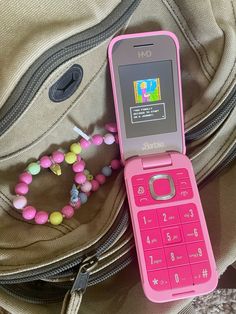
[61,291,83,314]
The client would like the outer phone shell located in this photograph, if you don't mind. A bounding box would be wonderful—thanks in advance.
[108,31,218,303]
[124,153,218,302]
[108,31,186,164]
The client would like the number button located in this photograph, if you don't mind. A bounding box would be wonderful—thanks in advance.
[157,206,180,226]
[169,266,193,288]
[182,222,204,243]
[187,242,208,263]
[191,262,211,284]
[144,249,167,270]
[141,229,163,250]
[165,245,189,267]
[138,210,158,230]
[148,269,171,291]
[179,203,199,223]
[162,226,182,245]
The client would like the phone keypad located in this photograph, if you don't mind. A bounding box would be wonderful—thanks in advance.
[133,168,193,206]
[134,169,211,291]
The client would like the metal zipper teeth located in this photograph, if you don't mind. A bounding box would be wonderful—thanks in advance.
[0,0,140,136]
[186,86,236,141]
[0,250,135,304]
[200,143,236,187]
[0,205,129,284]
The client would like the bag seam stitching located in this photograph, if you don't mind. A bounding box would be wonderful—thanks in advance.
[172,0,216,73]
[163,0,213,79]
[0,54,107,161]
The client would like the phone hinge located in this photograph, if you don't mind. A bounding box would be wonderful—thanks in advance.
[141,152,172,170]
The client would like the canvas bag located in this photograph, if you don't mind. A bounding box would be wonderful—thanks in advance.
[0,0,235,313]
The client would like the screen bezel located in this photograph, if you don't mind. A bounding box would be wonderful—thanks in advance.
[109,32,185,161]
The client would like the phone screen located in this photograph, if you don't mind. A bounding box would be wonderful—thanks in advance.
[118,60,177,138]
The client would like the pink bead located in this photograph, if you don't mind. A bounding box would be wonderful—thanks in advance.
[74,199,81,209]
[72,160,85,173]
[52,151,64,163]
[104,133,115,145]
[80,138,91,149]
[91,179,100,191]
[13,195,27,209]
[22,206,37,220]
[111,159,121,170]
[115,134,119,144]
[35,211,49,224]
[40,156,52,168]
[95,174,106,185]
[81,181,92,193]
[85,191,91,197]
[15,182,29,195]
[75,173,86,184]
[61,205,74,219]
[19,172,32,185]
[92,134,103,145]
[105,122,118,133]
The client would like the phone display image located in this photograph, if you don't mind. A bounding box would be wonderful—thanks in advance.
[133,78,161,103]
[119,61,177,138]
[131,78,165,124]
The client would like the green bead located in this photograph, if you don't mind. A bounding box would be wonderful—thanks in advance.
[65,152,77,164]
[27,162,41,175]
[49,211,63,225]
[84,169,90,175]
[70,143,82,154]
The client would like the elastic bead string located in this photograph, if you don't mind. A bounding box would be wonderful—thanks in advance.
[12,123,121,226]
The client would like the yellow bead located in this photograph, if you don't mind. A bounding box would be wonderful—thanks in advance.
[70,143,82,154]
[87,174,93,181]
[65,152,77,164]
[49,211,63,225]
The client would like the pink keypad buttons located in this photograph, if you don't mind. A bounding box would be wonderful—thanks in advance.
[133,185,148,197]
[148,269,171,291]
[152,178,171,196]
[144,249,166,270]
[169,265,193,289]
[138,210,158,230]
[173,168,189,179]
[191,262,211,284]
[177,178,191,189]
[175,186,193,201]
[182,222,204,243]
[165,245,189,267]
[141,229,163,250]
[162,226,182,245]
[157,206,180,226]
[179,203,199,223]
[132,175,146,185]
[187,242,208,264]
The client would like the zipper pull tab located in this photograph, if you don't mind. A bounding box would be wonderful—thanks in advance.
[71,255,98,294]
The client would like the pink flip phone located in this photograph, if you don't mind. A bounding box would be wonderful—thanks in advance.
[108,31,217,302]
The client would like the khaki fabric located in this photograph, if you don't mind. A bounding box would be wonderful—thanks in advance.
[0,0,235,313]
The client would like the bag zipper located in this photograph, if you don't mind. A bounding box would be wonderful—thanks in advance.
[0,249,135,304]
[0,0,140,138]
[0,203,130,284]
[186,86,236,141]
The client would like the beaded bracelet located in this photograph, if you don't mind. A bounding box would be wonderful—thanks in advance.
[12,123,122,226]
